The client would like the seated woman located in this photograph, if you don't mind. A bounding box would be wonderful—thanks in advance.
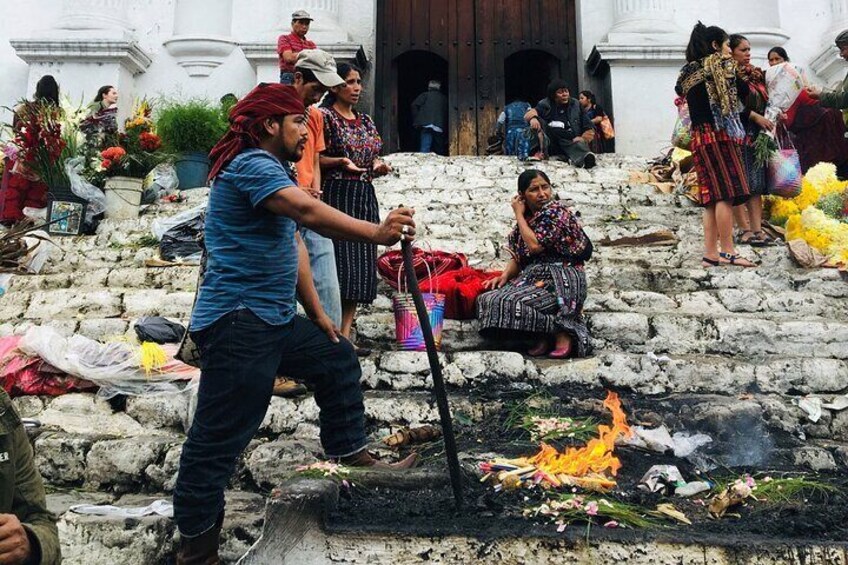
[477,169,592,359]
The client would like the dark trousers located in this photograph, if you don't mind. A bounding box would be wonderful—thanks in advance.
[545,127,592,166]
[173,309,366,537]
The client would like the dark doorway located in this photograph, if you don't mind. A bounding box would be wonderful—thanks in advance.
[375,0,578,155]
[395,51,449,153]
[504,50,561,106]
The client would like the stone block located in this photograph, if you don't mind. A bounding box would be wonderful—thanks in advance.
[260,396,305,435]
[25,289,122,320]
[35,432,94,485]
[107,268,149,288]
[126,393,190,431]
[588,312,649,346]
[246,438,322,488]
[145,444,182,492]
[85,436,178,490]
[58,508,175,565]
[379,351,438,374]
[364,392,438,426]
[39,394,147,437]
[793,447,837,472]
[122,290,169,318]
[0,291,31,321]
[12,395,44,418]
[78,318,129,341]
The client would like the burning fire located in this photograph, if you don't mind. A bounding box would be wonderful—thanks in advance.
[481,391,632,492]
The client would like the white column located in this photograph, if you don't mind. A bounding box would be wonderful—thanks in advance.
[596,0,687,156]
[58,0,132,32]
[164,0,236,77]
[609,0,678,35]
[831,0,848,31]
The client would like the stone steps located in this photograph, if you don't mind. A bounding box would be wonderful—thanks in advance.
[49,489,263,565]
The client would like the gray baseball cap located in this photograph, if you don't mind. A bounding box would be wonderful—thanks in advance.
[295,49,345,87]
[836,29,848,46]
[292,10,313,21]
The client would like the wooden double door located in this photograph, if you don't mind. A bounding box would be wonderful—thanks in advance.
[375,0,578,155]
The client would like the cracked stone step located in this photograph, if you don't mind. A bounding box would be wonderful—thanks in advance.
[50,490,263,565]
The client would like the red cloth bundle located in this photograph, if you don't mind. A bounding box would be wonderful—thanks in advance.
[0,336,95,397]
[421,267,502,320]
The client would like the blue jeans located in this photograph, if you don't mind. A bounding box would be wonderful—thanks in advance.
[300,227,342,327]
[419,129,445,154]
[173,309,366,537]
[280,71,295,85]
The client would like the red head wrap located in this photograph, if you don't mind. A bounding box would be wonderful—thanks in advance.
[208,83,305,181]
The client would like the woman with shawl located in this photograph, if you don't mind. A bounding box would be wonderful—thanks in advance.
[676,23,767,268]
[729,34,775,246]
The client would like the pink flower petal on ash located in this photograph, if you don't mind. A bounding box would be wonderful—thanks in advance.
[603,521,619,528]
[557,523,567,533]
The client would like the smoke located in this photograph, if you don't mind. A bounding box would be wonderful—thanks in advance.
[717,413,775,468]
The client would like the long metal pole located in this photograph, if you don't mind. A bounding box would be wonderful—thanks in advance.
[400,240,463,508]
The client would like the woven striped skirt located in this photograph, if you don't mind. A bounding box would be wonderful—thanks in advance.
[476,262,590,358]
[691,124,751,207]
[322,178,380,303]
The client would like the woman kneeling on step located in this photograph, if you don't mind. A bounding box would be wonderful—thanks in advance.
[477,169,592,359]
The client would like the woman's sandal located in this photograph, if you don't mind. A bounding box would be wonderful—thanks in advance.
[749,231,774,247]
[719,252,757,267]
[736,230,755,245]
[702,256,721,267]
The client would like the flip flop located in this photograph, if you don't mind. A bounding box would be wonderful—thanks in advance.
[702,256,721,267]
[719,252,758,267]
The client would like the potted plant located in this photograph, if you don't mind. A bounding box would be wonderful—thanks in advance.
[156,99,227,189]
[100,100,167,220]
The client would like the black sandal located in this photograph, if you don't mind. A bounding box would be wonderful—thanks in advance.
[737,230,755,245]
[702,256,721,267]
[749,231,774,247]
[719,252,757,267]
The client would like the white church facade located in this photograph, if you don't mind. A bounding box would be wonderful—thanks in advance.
[1,0,846,156]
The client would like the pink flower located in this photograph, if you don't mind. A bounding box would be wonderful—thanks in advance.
[556,522,567,533]
[603,521,619,528]
[584,501,599,516]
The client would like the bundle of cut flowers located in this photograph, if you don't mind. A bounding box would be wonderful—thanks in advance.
[100,99,167,179]
[769,162,848,265]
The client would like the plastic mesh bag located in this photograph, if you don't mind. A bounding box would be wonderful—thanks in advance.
[66,157,106,222]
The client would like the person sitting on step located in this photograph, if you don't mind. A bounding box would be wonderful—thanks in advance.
[477,169,592,359]
[524,79,597,168]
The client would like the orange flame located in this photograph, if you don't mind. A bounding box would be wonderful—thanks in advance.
[520,391,632,479]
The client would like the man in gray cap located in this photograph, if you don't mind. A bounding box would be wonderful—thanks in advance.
[807,30,848,109]
[277,9,317,85]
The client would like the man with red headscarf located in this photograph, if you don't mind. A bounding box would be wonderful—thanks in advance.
[173,83,418,564]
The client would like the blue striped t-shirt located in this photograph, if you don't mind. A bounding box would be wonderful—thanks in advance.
[191,148,298,331]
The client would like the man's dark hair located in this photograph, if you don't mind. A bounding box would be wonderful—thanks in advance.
[767,46,790,62]
[35,75,59,105]
[294,67,319,85]
[518,169,551,194]
[94,85,114,103]
[729,34,748,50]
[546,79,569,103]
[685,22,729,62]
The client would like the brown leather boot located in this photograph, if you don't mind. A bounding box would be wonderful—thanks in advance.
[272,376,308,398]
[175,515,222,565]
[339,450,420,470]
